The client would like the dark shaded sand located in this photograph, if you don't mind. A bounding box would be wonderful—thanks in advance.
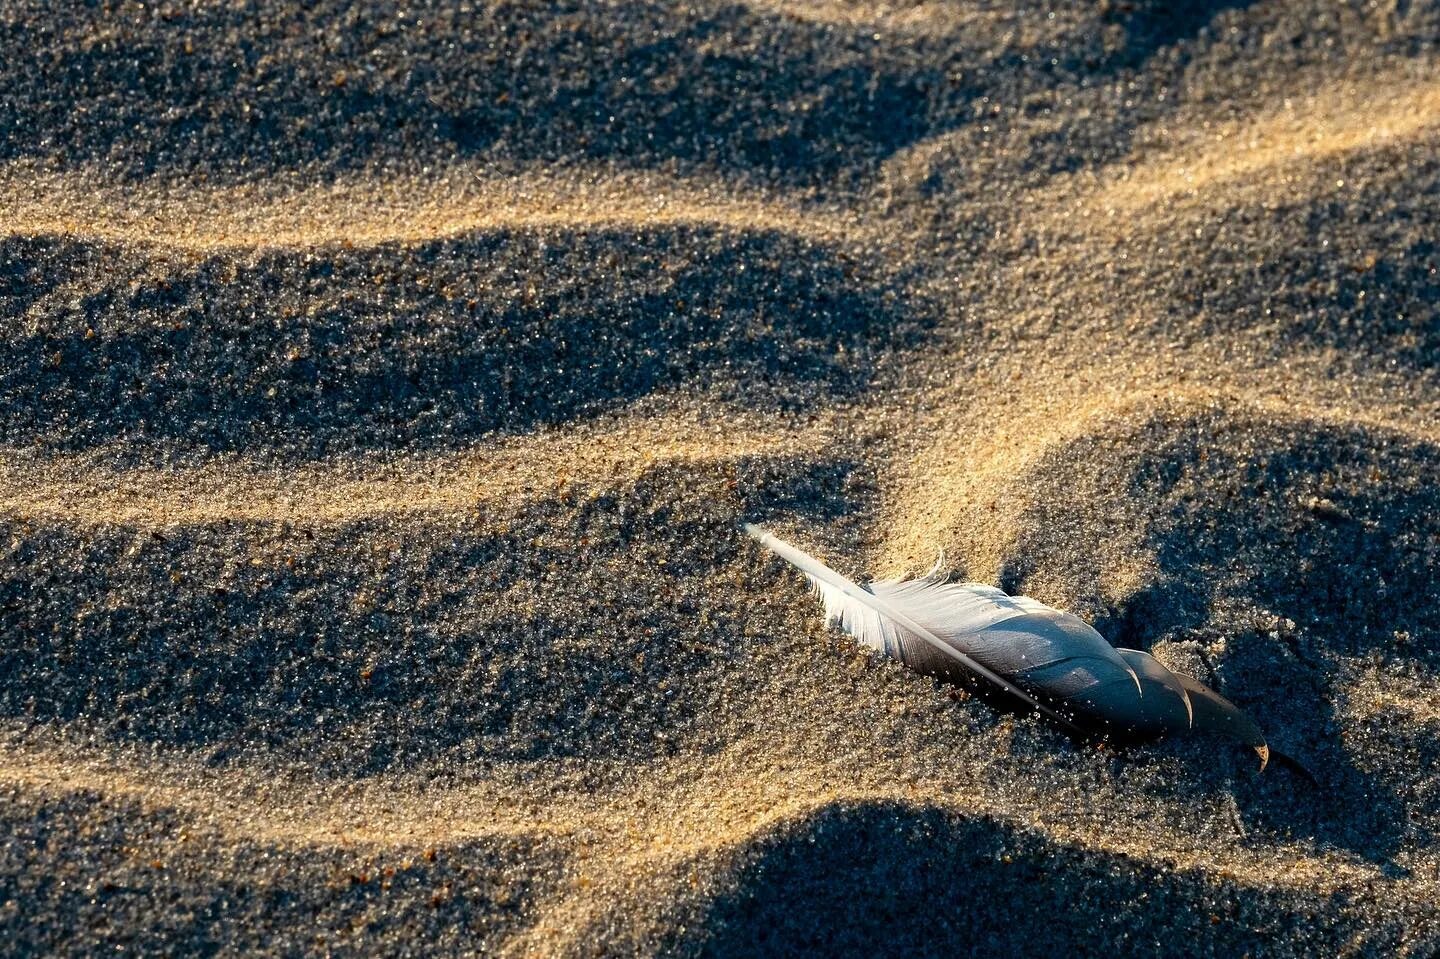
[3,1,1440,955]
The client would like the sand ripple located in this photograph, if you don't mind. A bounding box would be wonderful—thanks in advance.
[3,0,1439,955]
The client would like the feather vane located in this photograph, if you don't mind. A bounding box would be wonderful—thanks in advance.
[746,524,1269,769]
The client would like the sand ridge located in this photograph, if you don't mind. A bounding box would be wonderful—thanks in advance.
[0,168,868,251]
[0,412,838,528]
[878,362,1440,582]
[1082,73,1440,217]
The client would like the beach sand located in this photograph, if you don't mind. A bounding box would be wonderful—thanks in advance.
[2,1,1439,955]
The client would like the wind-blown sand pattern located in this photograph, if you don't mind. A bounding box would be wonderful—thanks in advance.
[0,170,867,250]
[3,1,1440,955]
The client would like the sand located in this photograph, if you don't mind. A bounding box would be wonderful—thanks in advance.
[2,1,1439,955]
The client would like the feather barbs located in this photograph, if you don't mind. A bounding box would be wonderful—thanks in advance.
[746,524,1269,770]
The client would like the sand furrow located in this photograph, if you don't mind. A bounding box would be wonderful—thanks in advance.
[2,205,907,455]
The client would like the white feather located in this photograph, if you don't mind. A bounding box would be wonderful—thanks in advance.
[744,523,1086,733]
[745,523,1271,769]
